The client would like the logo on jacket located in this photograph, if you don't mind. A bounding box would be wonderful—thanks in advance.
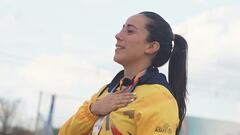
[123,110,135,119]
[155,123,173,134]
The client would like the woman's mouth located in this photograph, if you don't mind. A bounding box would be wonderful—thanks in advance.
[115,45,125,51]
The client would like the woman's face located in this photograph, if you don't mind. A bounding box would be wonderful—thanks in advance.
[114,14,151,66]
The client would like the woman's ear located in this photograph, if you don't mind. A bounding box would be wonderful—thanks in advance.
[145,41,160,55]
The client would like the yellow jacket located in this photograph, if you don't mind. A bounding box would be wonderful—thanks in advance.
[58,67,179,135]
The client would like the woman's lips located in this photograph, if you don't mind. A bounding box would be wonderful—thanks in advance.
[115,45,125,51]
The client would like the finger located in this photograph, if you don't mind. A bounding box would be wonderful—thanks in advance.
[114,95,135,103]
[115,103,127,108]
[115,98,135,106]
[118,96,136,103]
[114,94,136,102]
[118,93,137,100]
[118,92,137,98]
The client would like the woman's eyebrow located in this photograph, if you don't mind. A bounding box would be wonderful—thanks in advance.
[123,24,137,29]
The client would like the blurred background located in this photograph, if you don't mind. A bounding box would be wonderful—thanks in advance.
[0,0,240,135]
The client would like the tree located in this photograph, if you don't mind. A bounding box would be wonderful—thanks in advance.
[0,98,19,135]
[11,126,34,135]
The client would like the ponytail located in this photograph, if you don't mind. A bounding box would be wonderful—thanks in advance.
[169,34,188,134]
[139,11,188,135]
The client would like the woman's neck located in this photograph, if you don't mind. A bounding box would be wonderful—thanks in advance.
[123,62,151,79]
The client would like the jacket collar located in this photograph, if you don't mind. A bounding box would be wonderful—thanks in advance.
[107,67,172,93]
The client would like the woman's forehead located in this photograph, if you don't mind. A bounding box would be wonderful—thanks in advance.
[124,14,148,29]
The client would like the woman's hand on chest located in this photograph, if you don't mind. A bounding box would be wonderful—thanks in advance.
[90,92,137,116]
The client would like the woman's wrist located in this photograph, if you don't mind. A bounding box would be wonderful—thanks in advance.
[90,102,99,116]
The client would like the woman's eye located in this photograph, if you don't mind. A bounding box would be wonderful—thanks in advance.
[127,29,134,33]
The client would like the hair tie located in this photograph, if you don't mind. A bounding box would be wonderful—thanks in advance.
[171,34,175,52]
[171,40,175,52]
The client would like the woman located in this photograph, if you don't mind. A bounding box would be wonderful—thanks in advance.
[58,11,188,135]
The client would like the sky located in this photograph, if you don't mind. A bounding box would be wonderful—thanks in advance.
[0,0,240,129]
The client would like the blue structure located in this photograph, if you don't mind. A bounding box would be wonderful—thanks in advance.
[180,116,240,135]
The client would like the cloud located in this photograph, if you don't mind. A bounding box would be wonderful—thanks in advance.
[0,0,18,30]
[173,6,240,122]
[78,0,114,6]
[0,11,17,32]
[192,0,205,4]
[187,92,240,123]
[0,52,117,128]
[61,32,75,49]
[0,0,16,7]
[174,6,240,87]
[18,53,114,96]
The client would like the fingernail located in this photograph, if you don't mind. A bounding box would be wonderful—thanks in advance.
[133,93,137,96]
[131,98,135,101]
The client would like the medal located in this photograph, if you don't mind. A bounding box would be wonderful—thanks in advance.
[91,69,147,134]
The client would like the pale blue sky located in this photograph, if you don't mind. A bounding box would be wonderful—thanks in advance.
[0,0,240,128]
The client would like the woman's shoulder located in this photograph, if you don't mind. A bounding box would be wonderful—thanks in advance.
[135,84,175,100]
[134,84,178,111]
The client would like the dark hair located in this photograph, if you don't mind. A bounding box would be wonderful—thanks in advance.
[140,11,188,135]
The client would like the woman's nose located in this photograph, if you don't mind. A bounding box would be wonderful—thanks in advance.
[115,31,123,41]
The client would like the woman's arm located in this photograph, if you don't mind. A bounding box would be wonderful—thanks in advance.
[58,86,106,135]
[58,86,136,135]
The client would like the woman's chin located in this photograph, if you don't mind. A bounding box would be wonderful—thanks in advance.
[113,55,124,65]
